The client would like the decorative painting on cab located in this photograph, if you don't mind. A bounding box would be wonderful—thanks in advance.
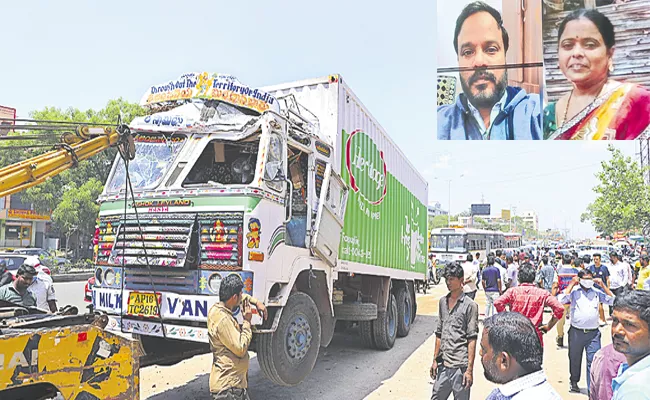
[542,0,650,140]
[436,0,544,140]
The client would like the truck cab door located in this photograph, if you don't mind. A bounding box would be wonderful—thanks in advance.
[310,163,348,267]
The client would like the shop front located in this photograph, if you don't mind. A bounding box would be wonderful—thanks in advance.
[0,209,50,249]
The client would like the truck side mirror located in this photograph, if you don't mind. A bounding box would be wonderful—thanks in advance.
[264,161,284,182]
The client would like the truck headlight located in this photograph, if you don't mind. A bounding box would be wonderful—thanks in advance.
[105,268,116,286]
[208,273,222,294]
[95,268,104,285]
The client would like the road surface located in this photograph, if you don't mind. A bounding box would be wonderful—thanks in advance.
[55,280,607,399]
[54,280,89,312]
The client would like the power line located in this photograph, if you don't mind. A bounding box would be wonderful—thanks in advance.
[455,162,601,187]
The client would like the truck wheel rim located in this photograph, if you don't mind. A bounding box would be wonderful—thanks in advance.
[286,315,312,361]
[403,297,411,326]
[389,305,396,337]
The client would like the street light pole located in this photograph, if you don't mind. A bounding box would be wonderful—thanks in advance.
[448,179,451,227]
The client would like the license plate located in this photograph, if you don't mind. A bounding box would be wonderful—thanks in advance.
[126,292,161,317]
[443,254,453,260]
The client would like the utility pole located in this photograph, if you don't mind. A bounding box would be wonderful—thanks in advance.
[639,137,650,243]
[640,135,650,185]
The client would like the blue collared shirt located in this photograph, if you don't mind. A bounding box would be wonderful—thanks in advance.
[612,353,650,400]
[466,89,508,139]
[558,286,615,330]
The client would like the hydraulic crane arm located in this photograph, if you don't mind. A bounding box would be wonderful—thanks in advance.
[0,124,135,198]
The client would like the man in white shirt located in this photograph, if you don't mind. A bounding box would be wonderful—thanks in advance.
[482,312,562,399]
[28,270,57,313]
[608,252,630,316]
[559,269,616,394]
[462,254,480,300]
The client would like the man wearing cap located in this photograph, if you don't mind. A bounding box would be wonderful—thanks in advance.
[0,260,13,287]
[24,258,57,312]
[0,264,37,307]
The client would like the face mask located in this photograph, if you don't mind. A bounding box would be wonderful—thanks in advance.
[580,279,594,289]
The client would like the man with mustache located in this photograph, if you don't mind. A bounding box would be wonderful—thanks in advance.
[611,290,650,400]
[480,312,561,399]
[437,1,542,140]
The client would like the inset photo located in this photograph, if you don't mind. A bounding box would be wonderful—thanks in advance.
[543,0,650,140]
[436,0,544,140]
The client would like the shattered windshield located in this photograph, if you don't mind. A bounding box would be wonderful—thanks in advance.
[198,100,259,127]
[106,134,186,193]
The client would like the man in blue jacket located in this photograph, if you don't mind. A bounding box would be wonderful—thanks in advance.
[437,1,541,140]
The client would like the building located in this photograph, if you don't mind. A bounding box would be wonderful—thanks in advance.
[520,211,539,231]
[427,202,448,217]
[0,194,51,249]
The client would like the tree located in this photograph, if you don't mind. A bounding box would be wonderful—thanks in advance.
[51,179,104,256]
[581,145,650,237]
[0,98,146,255]
[428,215,450,230]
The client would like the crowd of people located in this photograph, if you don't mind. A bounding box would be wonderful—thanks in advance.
[430,246,650,399]
[0,258,57,312]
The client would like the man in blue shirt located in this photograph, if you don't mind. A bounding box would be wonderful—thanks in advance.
[481,255,502,318]
[611,290,650,399]
[536,256,557,294]
[559,269,615,395]
[588,253,610,327]
[436,1,541,140]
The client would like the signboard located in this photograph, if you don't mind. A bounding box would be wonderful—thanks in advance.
[471,204,490,216]
[0,105,16,137]
[7,209,51,221]
[501,209,511,220]
[140,72,280,115]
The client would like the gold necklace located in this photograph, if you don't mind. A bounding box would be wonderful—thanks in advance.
[560,81,607,128]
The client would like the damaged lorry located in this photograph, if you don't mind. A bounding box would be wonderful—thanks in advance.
[92,72,428,386]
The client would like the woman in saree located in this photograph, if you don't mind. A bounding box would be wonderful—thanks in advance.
[543,8,650,140]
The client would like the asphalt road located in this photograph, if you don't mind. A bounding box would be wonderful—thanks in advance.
[141,314,438,400]
[54,280,90,313]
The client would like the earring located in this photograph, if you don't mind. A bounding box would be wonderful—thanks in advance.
[609,63,614,73]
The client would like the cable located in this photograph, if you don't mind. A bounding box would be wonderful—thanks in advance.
[456,163,601,188]
[118,143,167,339]
[0,117,117,127]
[437,62,544,74]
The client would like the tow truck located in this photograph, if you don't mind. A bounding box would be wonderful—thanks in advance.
[0,121,142,399]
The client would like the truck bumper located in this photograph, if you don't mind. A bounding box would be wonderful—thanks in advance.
[105,315,210,343]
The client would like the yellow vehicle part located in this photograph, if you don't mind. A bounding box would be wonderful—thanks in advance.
[0,125,134,198]
[0,324,140,400]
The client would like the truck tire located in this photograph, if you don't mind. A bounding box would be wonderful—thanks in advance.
[411,286,418,323]
[256,292,321,386]
[372,293,397,350]
[396,287,413,337]
[334,303,378,321]
[359,320,375,349]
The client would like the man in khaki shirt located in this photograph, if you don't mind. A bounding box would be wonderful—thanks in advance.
[208,274,266,400]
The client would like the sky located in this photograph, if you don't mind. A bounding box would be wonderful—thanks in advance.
[426,141,639,239]
[0,1,639,239]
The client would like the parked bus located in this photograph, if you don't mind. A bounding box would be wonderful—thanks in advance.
[429,228,506,265]
[504,233,523,251]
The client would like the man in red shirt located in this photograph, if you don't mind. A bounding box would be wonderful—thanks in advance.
[494,263,565,345]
